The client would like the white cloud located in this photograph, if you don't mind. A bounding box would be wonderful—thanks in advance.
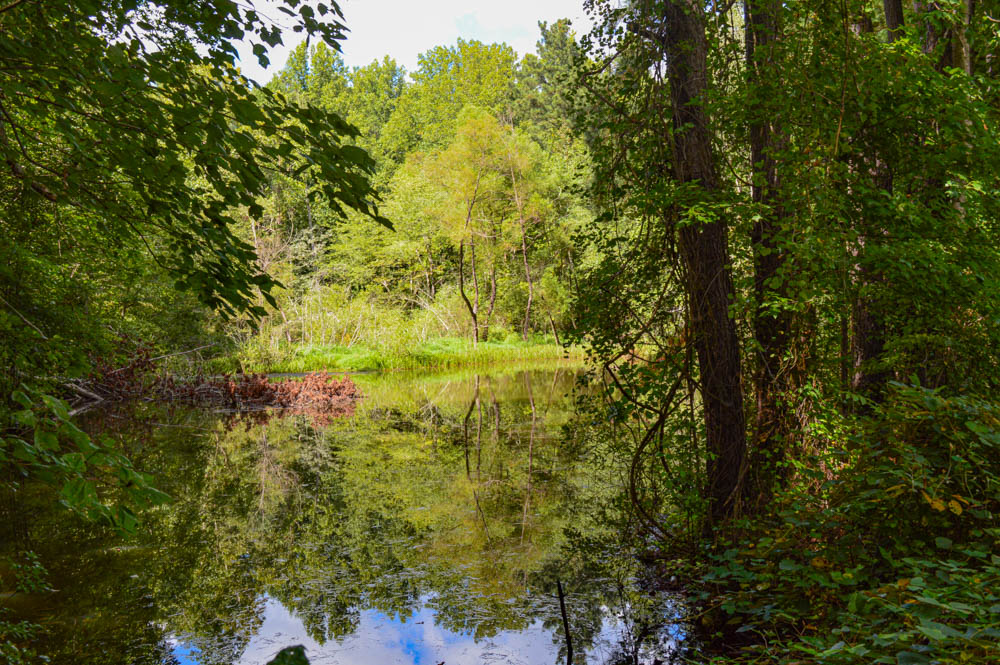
[235,0,592,84]
[228,597,564,664]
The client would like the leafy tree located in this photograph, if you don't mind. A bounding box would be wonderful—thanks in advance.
[382,39,518,157]
[574,0,1000,660]
[0,0,387,322]
[338,57,408,185]
[515,19,586,146]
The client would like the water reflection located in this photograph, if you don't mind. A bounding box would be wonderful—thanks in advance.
[177,595,679,665]
[2,365,686,664]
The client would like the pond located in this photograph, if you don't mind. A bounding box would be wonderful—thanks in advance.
[1,364,688,665]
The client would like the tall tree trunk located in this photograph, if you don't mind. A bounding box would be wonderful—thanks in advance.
[482,265,497,342]
[426,238,436,299]
[509,164,535,341]
[662,0,748,523]
[852,282,887,399]
[745,0,797,506]
[470,234,481,335]
[458,239,479,347]
[519,218,534,341]
[954,0,975,75]
[884,0,905,42]
[459,177,482,347]
[914,1,954,69]
[547,311,562,346]
[850,14,890,406]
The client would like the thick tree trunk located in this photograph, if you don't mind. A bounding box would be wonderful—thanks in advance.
[954,0,975,75]
[914,1,954,69]
[852,285,888,398]
[663,0,747,523]
[884,0,905,42]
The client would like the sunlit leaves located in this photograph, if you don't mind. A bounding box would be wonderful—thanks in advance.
[0,0,387,319]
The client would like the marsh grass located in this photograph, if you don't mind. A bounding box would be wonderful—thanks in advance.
[223,336,582,373]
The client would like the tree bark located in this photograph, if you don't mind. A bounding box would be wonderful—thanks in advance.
[509,163,535,341]
[662,0,748,523]
[914,1,954,70]
[458,176,482,346]
[458,239,479,346]
[519,218,535,341]
[470,234,481,334]
[884,0,905,42]
[954,0,975,75]
[482,265,497,342]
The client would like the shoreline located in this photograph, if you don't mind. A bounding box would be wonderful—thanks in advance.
[216,338,585,374]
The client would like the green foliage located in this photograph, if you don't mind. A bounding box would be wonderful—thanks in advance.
[515,19,589,147]
[699,383,1000,663]
[383,39,518,153]
[224,26,594,367]
[1,0,387,320]
[0,553,51,665]
[572,0,1000,660]
[2,386,169,532]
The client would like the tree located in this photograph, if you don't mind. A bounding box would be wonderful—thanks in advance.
[0,0,392,567]
[579,0,747,523]
[515,20,584,145]
[577,0,1000,529]
[0,0,387,323]
[382,39,518,157]
[338,57,408,184]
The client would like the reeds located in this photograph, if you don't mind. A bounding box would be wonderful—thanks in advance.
[235,337,581,373]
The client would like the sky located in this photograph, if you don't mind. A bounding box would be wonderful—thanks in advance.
[235,0,593,84]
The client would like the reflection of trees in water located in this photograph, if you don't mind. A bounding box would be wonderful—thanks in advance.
[4,369,686,664]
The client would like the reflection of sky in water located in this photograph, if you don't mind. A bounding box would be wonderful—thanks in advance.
[172,596,677,665]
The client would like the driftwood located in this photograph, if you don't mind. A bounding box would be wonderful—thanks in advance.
[63,380,105,404]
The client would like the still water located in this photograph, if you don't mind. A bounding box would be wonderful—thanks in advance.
[2,365,685,664]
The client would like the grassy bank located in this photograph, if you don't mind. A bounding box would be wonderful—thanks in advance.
[221,336,583,373]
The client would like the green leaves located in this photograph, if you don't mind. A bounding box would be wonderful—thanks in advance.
[1,0,386,320]
[697,380,1000,664]
[5,385,171,534]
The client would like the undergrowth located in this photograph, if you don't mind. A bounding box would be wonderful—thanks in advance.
[693,383,1000,664]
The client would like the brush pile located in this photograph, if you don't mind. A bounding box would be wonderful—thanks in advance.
[63,339,360,422]
[158,371,359,414]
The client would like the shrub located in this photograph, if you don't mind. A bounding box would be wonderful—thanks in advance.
[698,383,1000,664]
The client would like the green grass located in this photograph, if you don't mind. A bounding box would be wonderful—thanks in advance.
[229,336,583,373]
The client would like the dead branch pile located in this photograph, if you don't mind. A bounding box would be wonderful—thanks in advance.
[63,340,359,423]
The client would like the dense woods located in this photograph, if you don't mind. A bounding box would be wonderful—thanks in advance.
[575,0,1000,661]
[3,0,1000,663]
